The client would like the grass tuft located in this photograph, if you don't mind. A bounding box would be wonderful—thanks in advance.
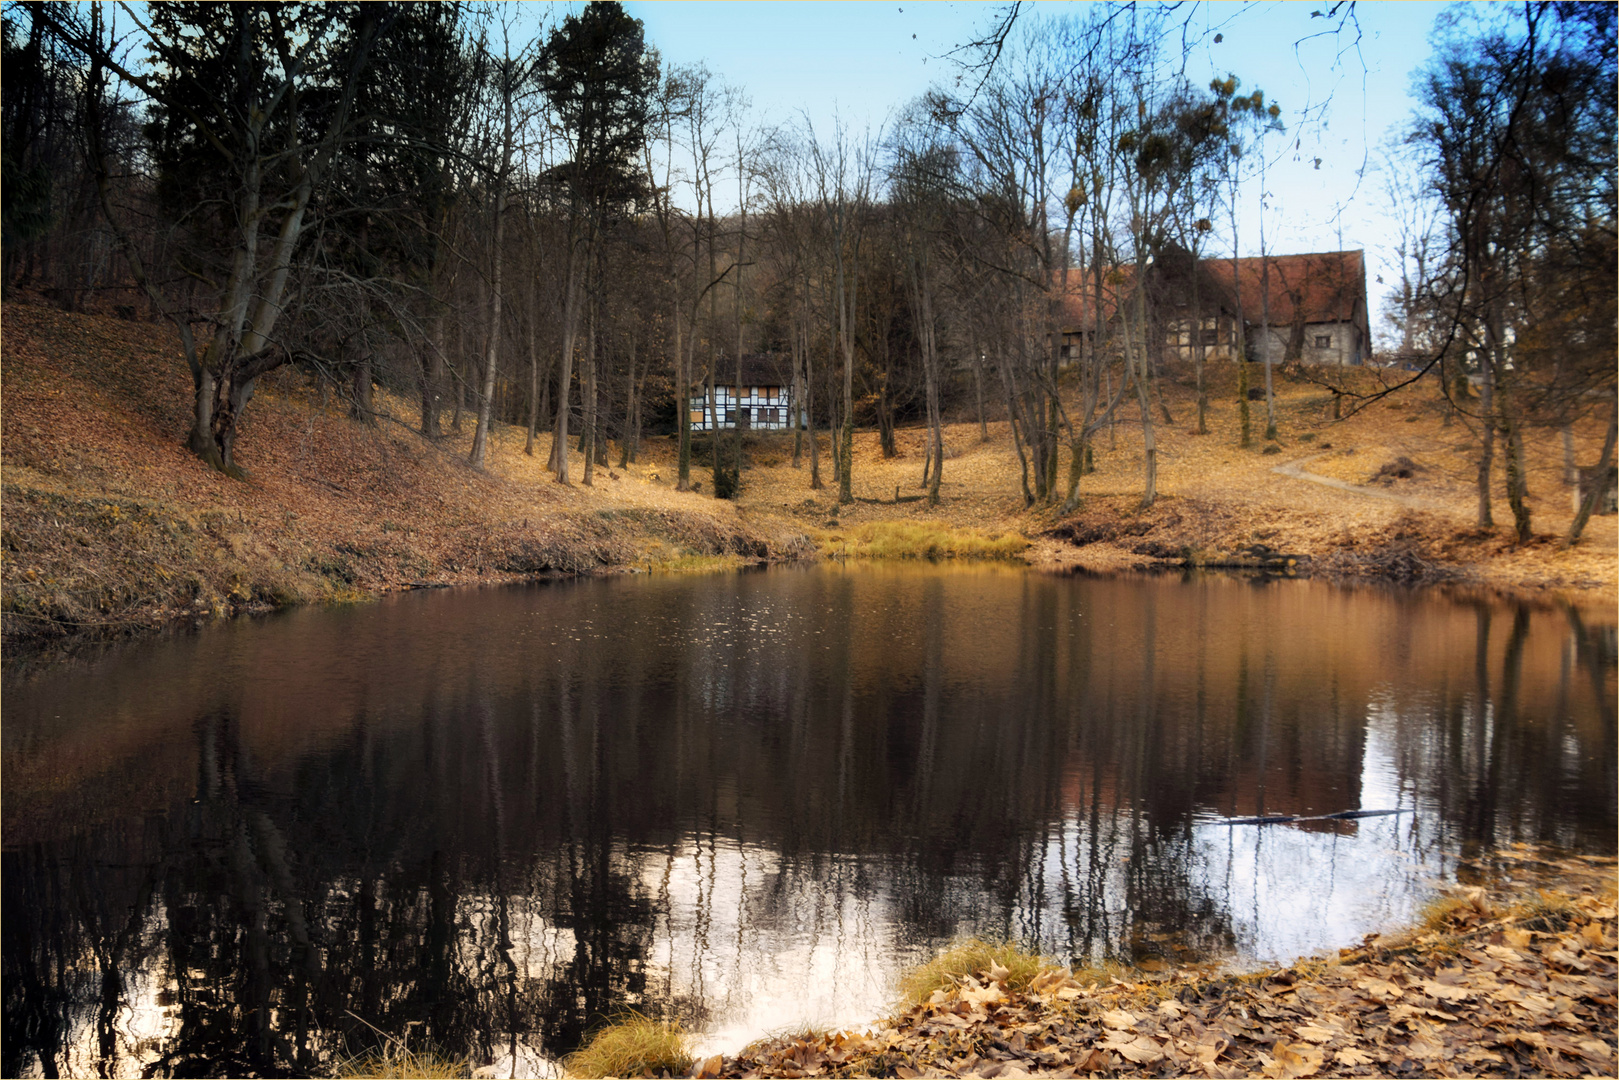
[334,1047,468,1079]
[1416,889,1494,932]
[563,1014,693,1080]
[815,521,1029,562]
[897,939,1057,1004]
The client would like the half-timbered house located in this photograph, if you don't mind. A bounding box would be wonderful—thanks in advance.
[689,353,799,431]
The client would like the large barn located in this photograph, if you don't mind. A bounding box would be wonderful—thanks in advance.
[1056,247,1372,368]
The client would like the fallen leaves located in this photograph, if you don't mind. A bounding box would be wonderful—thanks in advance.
[699,851,1615,1079]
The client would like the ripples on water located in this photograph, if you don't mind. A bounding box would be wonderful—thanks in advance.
[3,566,1614,1077]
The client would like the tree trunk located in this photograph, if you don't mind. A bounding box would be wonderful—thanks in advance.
[423,314,445,438]
[1476,344,1496,529]
[808,327,822,490]
[1000,353,1033,507]
[525,274,541,456]
[1566,397,1617,547]
[676,312,692,490]
[550,237,583,484]
[582,298,597,487]
[1192,261,1208,435]
[972,346,988,442]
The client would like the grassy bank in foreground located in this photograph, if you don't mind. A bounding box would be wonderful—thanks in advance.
[556,850,1615,1080]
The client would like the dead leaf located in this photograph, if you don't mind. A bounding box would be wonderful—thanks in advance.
[1194,1035,1229,1064]
[695,1054,724,1078]
[1403,1027,1445,1059]
[958,976,1005,1008]
[1260,1040,1325,1079]
[1334,1046,1377,1066]
[1504,927,1534,949]
[1077,1048,1110,1073]
[1390,1002,1457,1025]
[1157,998,1188,1019]
[1416,978,1470,1002]
[1354,975,1403,1002]
[1576,1039,1616,1064]
[1099,1009,1136,1030]
[987,961,1012,985]
[1545,947,1591,971]
[1293,1024,1335,1044]
[1099,1034,1165,1065]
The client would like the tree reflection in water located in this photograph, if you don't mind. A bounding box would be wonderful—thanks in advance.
[3,567,1613,1077]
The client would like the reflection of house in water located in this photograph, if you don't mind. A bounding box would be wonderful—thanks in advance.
[1056,247,1372,369]
[689,353,800,431]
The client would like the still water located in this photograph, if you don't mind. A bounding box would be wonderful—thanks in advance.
[3,566,1614,1077]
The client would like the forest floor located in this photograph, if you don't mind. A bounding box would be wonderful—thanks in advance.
[690,848,1617,1080]
[3,298,1615,653]
[714,369,1616,605]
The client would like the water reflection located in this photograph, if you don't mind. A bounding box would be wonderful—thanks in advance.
[3,567,1613,1077]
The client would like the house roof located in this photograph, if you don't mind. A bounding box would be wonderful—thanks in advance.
[1056,248,1367,333]
[693,353,791,389]
[1200,251,1366,326]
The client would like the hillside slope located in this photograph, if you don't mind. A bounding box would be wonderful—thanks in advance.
[3,300,1613,651]
[0,301,813,651]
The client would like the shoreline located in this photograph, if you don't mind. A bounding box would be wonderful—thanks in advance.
[4,299,1614,658]
[574,849,1616,1080]
[6,534,1613,666]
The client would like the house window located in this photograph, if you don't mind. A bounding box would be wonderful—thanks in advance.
[1202,329,1219,346]
[725,409,736,427]
[1315,334,1332,348]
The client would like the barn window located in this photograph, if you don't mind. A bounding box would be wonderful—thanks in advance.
[1315,334,1332,348]
[1202,329,1219,346]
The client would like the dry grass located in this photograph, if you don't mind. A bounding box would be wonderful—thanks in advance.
[811,520,1030,561]
[334,1048,469,1079]
[562,1015,692,1079]
[896,939,1059,1004]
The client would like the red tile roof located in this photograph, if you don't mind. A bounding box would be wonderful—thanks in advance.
[1201,251,1365,325]
[1056,249,1366,331]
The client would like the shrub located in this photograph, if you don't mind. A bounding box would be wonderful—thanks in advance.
[713,464,739,500]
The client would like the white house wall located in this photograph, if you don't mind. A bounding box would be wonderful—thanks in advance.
[689,385,800,431]
[1251,321,1364,366]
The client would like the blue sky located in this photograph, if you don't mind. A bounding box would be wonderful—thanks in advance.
[616,1,1455,336]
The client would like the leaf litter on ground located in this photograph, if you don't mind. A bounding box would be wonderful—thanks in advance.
[690,848,1615,1079]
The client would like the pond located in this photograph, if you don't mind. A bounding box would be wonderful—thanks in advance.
[3,565,1614,1077]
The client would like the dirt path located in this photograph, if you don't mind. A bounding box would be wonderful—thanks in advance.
[1272,452,1458,514]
